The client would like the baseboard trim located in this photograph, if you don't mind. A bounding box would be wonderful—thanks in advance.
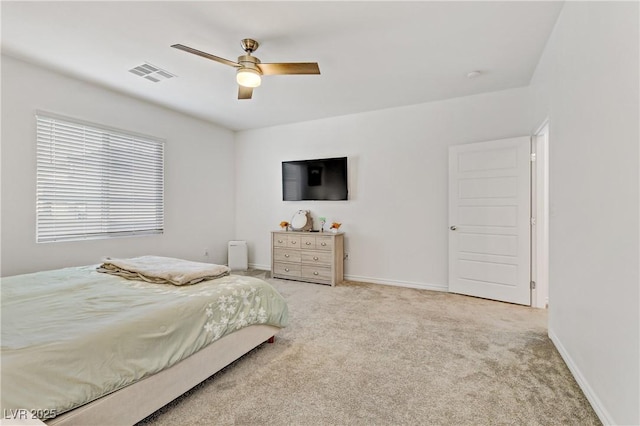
[548,328,613,425]
[249,263,270,271]
[344,274,448,292]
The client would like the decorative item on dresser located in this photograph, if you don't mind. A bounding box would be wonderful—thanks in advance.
[290,210,313,232]
[271,230,344,286]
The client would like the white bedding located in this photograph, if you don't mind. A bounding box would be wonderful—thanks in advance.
[97,255,230,285]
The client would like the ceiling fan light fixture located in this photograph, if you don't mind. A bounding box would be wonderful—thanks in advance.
[236,68,261,88]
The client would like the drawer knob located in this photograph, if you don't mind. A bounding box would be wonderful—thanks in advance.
[285,268,290,272]
[313,256,319,260]
[291,241,296,244]
[321,242,327,246]
[306,242,311,245]
[313,271,319,275]
[278,240,283,243]
[284,254,290,258]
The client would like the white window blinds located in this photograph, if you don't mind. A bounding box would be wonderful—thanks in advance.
[36,113,164,243]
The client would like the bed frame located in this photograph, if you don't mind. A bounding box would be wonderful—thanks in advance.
[45,324,280,426]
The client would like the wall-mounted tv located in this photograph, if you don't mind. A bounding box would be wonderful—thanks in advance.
[282,157,348,201]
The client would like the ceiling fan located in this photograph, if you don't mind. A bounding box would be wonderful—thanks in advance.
[171,39,320,100]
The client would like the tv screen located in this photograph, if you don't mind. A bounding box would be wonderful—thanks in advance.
[282,157,348,201]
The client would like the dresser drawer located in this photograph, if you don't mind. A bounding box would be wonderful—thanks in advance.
[315,236,333,251]
[301,250,332,265]
[301,235,316,249]
[273,248,301,263]
[273,235,288,247]
[301,265,332,281]
[286,235,301,248]
[273,262,301,277]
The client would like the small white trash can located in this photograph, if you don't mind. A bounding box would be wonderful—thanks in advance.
[228,240,248,271]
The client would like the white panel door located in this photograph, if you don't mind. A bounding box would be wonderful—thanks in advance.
[448,137,531,305]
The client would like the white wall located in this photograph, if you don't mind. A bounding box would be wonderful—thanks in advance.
[1,55,236,276]
[530,2,639,424]
[235,87,532,289]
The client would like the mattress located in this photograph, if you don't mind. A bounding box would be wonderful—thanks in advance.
[0,265,288,418]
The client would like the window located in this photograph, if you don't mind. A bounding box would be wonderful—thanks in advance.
[36,113,164,243]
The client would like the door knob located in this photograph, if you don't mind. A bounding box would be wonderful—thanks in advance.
[450,226,457,231]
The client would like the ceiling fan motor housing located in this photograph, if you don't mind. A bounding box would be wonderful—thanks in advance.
[237,54,261,73]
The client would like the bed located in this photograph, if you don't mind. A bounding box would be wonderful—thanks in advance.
[1,257,288,425]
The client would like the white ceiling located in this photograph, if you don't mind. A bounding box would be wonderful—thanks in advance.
[1,1,563,131]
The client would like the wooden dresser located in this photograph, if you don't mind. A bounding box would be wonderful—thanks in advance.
[271,231,344,286]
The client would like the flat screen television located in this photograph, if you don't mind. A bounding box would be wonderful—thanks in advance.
[282,157,348,201]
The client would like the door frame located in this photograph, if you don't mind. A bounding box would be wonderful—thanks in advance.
[531,120,550,308]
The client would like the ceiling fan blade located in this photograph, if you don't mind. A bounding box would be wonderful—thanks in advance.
[238,85,253,100]
[257,62,320,76]
[171,44,239,68]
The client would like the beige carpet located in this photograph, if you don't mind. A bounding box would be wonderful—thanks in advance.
[138,274,600,425]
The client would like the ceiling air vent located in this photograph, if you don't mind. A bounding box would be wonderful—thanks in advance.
[128,63,176,83]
